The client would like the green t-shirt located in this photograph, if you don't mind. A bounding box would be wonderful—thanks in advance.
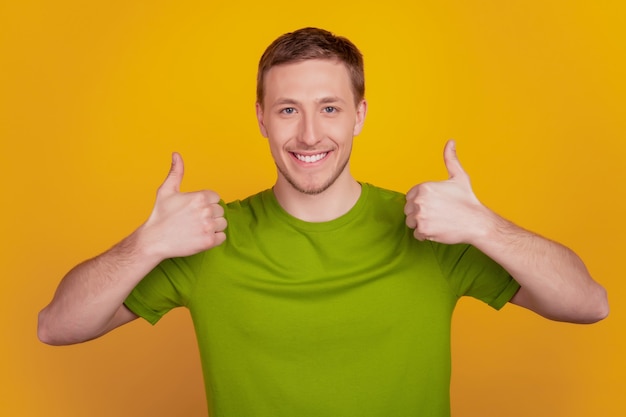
[125,183,519,417]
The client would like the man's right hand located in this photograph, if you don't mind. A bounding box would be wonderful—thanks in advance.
[140,152,227,261]
[38,152,227,345]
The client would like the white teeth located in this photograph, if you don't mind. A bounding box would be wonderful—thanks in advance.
[295,152,327,163]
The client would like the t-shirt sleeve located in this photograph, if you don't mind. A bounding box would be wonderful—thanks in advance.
[124,251,206,325]
[431,242,520,310]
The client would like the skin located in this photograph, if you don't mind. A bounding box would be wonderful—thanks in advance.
[38,57,608,347]
[256,59,366,222]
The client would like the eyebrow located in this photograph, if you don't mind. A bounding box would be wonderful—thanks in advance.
[317,96,345,105]
[272,96,346,107]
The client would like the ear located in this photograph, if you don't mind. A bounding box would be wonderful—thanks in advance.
[255,102,269,138]
[352,99,368,136]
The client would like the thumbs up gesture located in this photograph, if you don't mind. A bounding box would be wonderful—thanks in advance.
[404,140,490,245]
[140,153,227,260]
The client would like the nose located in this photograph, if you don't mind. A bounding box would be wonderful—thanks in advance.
[298,112,321,147]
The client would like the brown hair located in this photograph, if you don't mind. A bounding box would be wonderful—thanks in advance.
[256,27,365,106]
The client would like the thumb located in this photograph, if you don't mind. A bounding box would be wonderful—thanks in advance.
[160,152,185,194]
[443,140,467,181]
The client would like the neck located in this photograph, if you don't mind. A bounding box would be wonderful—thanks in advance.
[273,174,362,223]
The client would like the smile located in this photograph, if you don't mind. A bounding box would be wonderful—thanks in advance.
[293,152,328,163]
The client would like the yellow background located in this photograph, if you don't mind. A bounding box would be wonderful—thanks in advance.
[2,0,624,416]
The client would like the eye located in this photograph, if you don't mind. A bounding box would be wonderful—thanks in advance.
[281,107,296,115]
[323,106,337,113]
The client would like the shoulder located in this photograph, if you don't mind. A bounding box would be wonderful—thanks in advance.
[363,183,404,199]
[219,189,277,234]
[362,183,406,206]
[222,189,273,217]
[361,183,407,217]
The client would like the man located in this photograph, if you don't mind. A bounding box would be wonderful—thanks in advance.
[39,27,608,416]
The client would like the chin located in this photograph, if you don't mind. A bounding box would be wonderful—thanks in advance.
[279,170,336,196]
[289,179,334,195]
[277,158,350,196]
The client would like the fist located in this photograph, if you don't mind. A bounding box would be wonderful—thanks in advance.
[142,152,227,259]
[404,140,487,245]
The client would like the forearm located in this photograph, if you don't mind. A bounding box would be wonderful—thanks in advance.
[38,227,161,345]
[472,209,609,323]
[405,141,608,323]
[39,153,227,345]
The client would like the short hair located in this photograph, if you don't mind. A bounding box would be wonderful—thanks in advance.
[256,27,365,106]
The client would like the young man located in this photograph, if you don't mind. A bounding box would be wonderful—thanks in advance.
[39,27,608,416]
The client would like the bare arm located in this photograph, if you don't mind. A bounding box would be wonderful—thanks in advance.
[404,141,608,323]
[38,153,227,345]
[457,206,607,323]
[38,231,156,345]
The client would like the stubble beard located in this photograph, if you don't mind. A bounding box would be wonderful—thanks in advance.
[276,156,351,196]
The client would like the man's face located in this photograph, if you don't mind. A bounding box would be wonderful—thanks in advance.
[256,59,367,195]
